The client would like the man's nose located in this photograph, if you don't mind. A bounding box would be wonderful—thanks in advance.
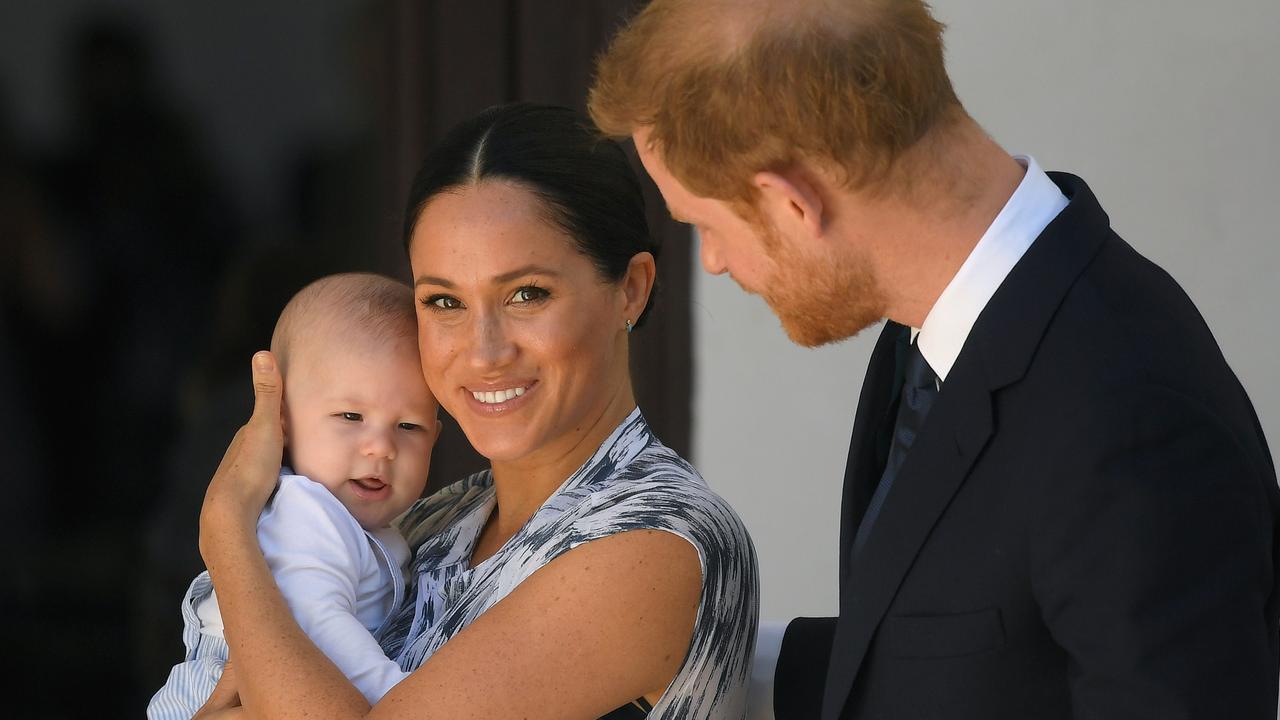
[699,233,729,275]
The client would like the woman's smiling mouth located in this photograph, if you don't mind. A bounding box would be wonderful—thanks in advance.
[466,381,537,413]
[472,386,525,404]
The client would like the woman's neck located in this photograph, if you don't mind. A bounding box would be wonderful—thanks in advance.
[486,385,637,541]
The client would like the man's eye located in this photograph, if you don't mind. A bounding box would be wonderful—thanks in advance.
[510,286,548,304]
[423,295,462,310]
[398,422,422,431]
[339,412,362,422]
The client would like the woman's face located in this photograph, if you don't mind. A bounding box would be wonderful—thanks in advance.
[408,180,639,466]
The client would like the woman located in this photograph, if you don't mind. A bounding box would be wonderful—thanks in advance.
[196,103,758,719]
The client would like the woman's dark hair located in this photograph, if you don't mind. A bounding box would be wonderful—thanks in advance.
[402,102,660,328]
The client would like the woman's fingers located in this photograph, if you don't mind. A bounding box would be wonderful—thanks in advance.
[192,660,241,717]
[249,351,283,430]
[200,352,286,547]
[240,351,285,482]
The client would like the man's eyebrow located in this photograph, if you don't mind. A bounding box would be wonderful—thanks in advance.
[414,265,560,289]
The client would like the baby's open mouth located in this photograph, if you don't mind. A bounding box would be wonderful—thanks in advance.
[351,476,387,492]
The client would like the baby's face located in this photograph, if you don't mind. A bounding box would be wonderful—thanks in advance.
[282,337,438,529]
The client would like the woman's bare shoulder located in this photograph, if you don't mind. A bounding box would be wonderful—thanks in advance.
[375,527,701,720]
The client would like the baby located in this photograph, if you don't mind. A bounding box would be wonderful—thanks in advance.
[148,273,438,719]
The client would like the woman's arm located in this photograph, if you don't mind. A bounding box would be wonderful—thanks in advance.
[373,529,700,719]
[202,353,702,719]
[200,353,369,716]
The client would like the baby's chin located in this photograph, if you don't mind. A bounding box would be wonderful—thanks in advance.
[350,500,420,532]
[304,475,411,530]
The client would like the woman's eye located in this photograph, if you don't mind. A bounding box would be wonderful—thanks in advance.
[339,412,362,422]
[398,422,422,431]
[424,295,462,310]
[510,286,548,304]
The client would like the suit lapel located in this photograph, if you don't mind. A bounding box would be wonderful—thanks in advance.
[837,322,907,592]
[822,372,995,719]
[820,172,1114,719]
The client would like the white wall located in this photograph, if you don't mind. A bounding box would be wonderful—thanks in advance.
[692,0,1280,627]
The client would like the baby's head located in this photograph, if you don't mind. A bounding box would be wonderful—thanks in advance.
[272,273,438,529]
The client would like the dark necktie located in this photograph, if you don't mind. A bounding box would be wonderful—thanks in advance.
[851,339,939,558]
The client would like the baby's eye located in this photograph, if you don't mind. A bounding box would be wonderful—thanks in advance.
[510,286,548,304]
[339,412,362,422]
[423,294,462,310]
[397,422,423,431]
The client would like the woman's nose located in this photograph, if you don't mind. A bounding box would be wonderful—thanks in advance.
[468,312,517,370]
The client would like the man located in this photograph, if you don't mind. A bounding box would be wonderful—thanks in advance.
[589,1,1280,718]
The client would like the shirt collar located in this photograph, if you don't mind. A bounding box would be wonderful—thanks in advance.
[915,155,1068,381]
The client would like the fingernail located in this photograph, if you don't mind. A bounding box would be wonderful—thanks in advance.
[253,352,273,372]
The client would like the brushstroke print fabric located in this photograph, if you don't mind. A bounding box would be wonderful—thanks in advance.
[379,408,759,719]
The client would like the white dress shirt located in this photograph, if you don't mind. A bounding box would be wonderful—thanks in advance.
[915,155,1068,380]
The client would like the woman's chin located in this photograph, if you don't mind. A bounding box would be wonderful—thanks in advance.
[454,426,536,466]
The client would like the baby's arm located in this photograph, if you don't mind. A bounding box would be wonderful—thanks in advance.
[257,478,410,704]
[146,573,228,720]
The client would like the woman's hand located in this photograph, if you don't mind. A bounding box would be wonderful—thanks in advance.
[192,660,241,719]
[200,351,285,563]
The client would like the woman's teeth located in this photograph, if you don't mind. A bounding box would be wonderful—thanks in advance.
[473,387,525,404]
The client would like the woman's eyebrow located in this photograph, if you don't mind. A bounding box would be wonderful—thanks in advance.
[415,265,559,289]
[492,264,559,284]
[414,275,453,288]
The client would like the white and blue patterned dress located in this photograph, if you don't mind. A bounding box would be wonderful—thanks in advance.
[378,408,759,719]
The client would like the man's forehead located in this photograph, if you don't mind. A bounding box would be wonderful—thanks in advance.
[629,133,681,195]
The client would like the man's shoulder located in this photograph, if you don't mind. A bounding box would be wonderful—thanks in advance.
[1040,233,1228,391]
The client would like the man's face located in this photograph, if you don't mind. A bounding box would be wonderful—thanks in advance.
[633,130,775,291]
[633,130,886,347]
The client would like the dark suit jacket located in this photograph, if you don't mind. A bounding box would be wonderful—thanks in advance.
[774,173,1280,719]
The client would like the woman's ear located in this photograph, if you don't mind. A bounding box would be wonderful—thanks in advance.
[752,166,826,241]
[621,251,658,328]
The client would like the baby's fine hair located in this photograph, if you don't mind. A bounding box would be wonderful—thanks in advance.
[270,272,417,373]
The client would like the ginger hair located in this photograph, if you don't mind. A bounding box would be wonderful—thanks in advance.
[589,0,965,208]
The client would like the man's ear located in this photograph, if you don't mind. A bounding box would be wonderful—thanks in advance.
[752,167,826,240]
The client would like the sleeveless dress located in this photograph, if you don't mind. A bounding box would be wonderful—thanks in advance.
[378,409,759,719]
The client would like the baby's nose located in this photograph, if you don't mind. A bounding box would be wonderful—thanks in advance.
[361,429,396,460]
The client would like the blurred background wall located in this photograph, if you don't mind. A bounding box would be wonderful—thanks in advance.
[694,0,1280,635]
